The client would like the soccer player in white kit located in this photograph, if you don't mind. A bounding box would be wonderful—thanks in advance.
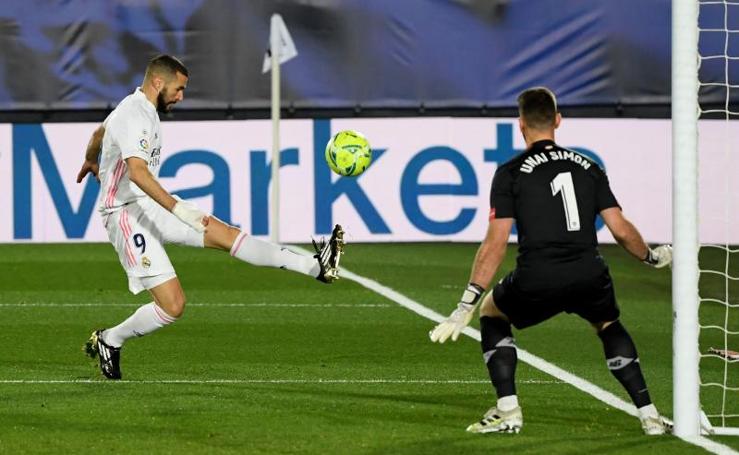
[76,55,344,380]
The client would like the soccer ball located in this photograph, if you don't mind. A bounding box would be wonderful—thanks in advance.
[325,130,372,177]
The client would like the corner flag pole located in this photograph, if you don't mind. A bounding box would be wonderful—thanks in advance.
[264,14,298,243]
[269,14,281,243]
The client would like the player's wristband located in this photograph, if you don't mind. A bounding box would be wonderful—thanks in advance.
[642,248,658,266]
[460,283,486,306]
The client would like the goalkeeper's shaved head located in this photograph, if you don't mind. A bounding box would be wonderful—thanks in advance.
[517,87,558,131]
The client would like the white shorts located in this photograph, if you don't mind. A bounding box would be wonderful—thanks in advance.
[103,197,205,294]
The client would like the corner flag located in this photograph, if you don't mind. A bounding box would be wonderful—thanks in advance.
[263,13,297,242]
[262,14,298,73]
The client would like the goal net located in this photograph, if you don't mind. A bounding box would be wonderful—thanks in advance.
[675,0,739,437]
[697,0,739,436]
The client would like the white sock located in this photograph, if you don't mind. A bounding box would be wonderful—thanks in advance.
[638,403,659,420]
[497,395,519,412]
[230,232,319,277]
[102,302,177,347]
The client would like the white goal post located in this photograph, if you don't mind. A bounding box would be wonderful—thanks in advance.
[672,0,701,438]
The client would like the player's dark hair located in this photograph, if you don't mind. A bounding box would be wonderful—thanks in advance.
[145,54,189,80]
[517,87,557,130]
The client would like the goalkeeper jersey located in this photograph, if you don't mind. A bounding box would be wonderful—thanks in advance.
[489,139,619,285]
[98,88,163,215]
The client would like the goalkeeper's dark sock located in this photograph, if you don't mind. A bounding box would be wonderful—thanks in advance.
[480,316,517,398]
[598,320,652,408]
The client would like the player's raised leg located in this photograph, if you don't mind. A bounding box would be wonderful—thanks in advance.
[467,292,523,434]
[201,215,345,283]
[85,277,183,380]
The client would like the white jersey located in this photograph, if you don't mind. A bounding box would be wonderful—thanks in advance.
[98,88,163,214]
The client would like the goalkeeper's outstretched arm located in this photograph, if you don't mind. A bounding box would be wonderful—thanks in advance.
[600,207,672,268]
[429,217,513,343]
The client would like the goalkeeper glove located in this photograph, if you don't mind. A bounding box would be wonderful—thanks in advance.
[172,201,207,233]
[429,283,485,343]
[643,245,672,268]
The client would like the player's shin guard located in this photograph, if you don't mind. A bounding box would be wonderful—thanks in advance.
[598,320,651,408]
[480,316,518,398]
[103,302,178,347]
[230,232,318,276]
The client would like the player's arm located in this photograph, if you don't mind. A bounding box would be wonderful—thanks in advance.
[600,207,671,268]
[76,124,105,183]
[429,217,513,343]
[126,157,177,210]
[126,157,206,232]
[469,217,514,289]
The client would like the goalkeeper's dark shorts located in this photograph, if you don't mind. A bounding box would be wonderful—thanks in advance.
[492,269,620,330]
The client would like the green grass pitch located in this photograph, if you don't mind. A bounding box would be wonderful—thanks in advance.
[0,242,736,454]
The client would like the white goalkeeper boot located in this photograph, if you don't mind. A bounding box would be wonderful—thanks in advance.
[466,406,523,434]
[640,415,672,435]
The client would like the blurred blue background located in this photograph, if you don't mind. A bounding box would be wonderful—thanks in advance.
[0,0,732,115]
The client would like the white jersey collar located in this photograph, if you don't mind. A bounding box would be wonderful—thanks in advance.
[133,87,157,113]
